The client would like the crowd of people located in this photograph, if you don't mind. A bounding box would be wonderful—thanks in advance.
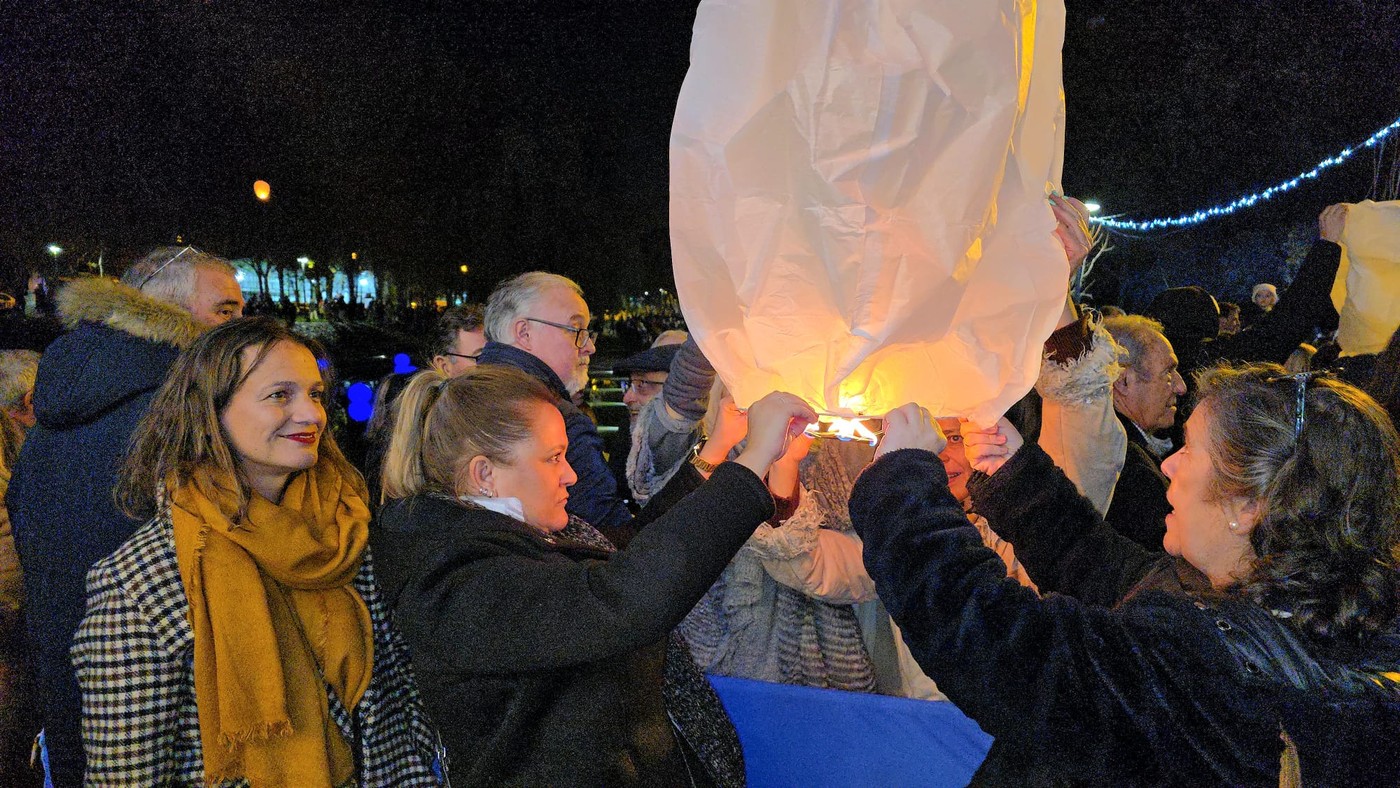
[0,196,1397,786]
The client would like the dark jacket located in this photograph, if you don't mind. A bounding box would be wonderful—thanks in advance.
[851,444,1400,786]
[1152,240,1343,445]
[1102,411,1170,551]
[372,462,773,787]
[476,341,634,537]
[7,278,205,787]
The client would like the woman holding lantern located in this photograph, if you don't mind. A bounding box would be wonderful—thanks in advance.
[853,365,1400,784]
[371,364,815,786]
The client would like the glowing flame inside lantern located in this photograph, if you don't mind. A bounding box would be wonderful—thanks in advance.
[804,416,882,447]
[253,180,271,202]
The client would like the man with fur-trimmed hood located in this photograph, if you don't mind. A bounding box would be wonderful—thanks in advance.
[7,246,242,786]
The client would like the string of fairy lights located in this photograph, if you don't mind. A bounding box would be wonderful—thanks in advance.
[1089,113,1400,232]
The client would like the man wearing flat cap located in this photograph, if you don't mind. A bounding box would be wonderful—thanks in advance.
[614,343,684,426]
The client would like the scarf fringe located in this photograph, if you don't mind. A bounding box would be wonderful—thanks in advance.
[218,719,293,750]
[190,521,211,593]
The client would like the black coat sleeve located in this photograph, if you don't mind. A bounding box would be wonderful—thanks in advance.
[1210,239,1341,365]
[384,462,773,675]
[971,442,1161,606]
[849,449,1281,783]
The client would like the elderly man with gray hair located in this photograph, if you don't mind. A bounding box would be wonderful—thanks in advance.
[1101,314,1186,551]
[7,246,241,786]
[477,272,678,544]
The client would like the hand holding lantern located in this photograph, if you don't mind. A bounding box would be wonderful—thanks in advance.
[961,418,1025,476]
[733,392,818,478]
[874,403,945,460]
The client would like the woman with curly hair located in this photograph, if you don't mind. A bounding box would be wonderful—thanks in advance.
[851,363,1400,785]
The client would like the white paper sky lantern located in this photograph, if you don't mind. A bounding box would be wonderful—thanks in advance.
[670,0,1070,425]
[1331,200,1400,357]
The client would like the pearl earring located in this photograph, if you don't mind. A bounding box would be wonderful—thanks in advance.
[1228,521,1239,532]
[480,488,494,498]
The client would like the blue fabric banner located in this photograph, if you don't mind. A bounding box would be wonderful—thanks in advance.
[709,675,993,787]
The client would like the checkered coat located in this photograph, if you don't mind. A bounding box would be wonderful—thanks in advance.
[71,511,446,787]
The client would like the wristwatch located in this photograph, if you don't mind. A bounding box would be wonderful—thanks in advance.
[690,441,720,474]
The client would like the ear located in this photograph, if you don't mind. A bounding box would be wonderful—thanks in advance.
[459,453,492,495]
[1230,497,1263,538]
[459,454,497,497]
[512,317,533,350]
[430,355,450,375]
[1113,369,1133,396]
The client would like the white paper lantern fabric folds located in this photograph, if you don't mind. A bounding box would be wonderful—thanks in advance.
[670,0,1070,424]
[1331,200,1400,358]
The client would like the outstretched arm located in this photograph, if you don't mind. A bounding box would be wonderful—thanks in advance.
[849,443,1253,783]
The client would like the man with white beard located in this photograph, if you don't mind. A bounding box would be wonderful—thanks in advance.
[478,272,635,531]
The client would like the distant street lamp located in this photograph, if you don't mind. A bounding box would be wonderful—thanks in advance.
[253,180,272,202]
[1083,201,1102,214]
[47,244,62,257]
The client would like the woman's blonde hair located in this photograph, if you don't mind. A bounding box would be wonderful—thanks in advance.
[117,317,351,518]
[380,365,557,501]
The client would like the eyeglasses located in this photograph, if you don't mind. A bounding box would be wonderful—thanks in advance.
[139,246,195,291]
[620,378,665,396]
[441,352,480,362]
[1267,370,1327,441]
[526,317,598,349]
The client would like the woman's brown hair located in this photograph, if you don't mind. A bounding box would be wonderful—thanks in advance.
[380,365,556,501]
[1195,362,1400,644]
[117,316,352,518]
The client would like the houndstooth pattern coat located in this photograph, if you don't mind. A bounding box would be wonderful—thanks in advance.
[71,511,446,787]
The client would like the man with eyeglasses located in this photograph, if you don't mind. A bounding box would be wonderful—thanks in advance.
[431,303,487,376]
[479,272,646,536]
[8,246,242,786]
[614,343,684,425]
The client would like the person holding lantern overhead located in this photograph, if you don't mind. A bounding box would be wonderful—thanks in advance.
[371,363,815,786]
[852,364,1400,784]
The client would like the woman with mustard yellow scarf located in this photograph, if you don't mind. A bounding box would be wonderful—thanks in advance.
[73,317,443,787]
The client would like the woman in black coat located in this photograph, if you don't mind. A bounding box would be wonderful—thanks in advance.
[371,365,814,786]
[853,364,1400,785]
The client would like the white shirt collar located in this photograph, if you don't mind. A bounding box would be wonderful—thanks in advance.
[463,495,527,522]
[1132,422,1175,459]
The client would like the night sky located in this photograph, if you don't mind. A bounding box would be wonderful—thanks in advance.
[2,0,1397,307]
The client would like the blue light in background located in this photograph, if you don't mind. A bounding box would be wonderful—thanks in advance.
[393,353,417,375]
[347,382,374,423]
